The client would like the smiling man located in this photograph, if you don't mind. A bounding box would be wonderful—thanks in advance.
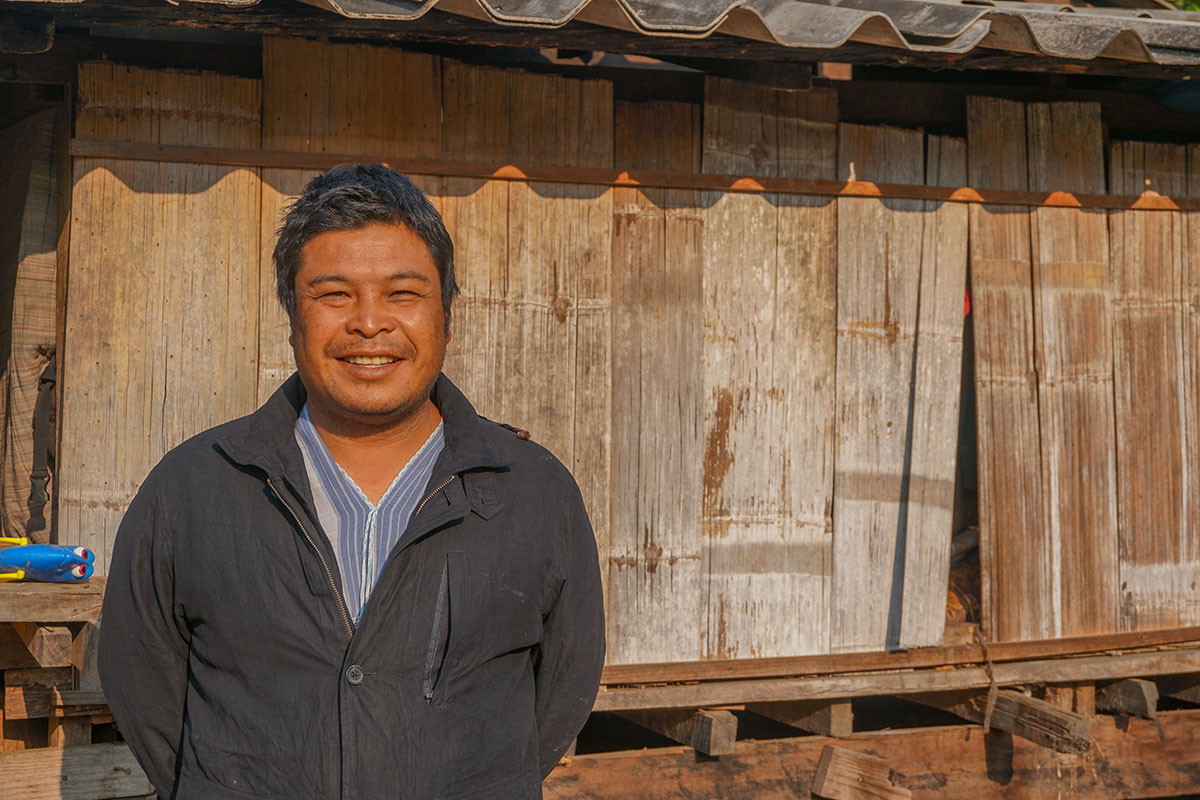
[98,164,606,800]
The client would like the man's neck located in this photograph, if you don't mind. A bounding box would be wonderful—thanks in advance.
[308,400,443,504]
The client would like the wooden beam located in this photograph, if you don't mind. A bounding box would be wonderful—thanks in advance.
[604,625,1200,686]
[913,690,1091,754]
[0,579,104,624]
[4,667,73,720]
[617,709,737,756]
[593,647,1200,711]
[1096,678,1158,719]
[544,709,1200,800]
[67,139,1200,214]
[811,745,911,800]
[0,624,39,670]
[12,624,73,668]
[748,700,853,737]
[0,742,150,800]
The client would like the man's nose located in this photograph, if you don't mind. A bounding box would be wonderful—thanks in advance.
[347,297,394,337]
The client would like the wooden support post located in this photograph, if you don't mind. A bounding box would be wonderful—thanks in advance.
[12,624,73,668]
[914,689,1091,754]
[1097,678,1158,719]
[47,716,91,747]
[811,745,912,800]
[749,700,853,737]
[618,709,737,756]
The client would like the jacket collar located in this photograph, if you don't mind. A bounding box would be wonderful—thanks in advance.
[215,372,510,484]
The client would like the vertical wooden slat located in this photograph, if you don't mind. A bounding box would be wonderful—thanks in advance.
[897,135,968,648]
[62,64,261,572]
[607,100,703,664]
[701,78,837,659]
[1109,140,1193,630]
[1027,102,1119,637]
[1185,144,1200,623]
[967,96,1046,641]
[831,123,925,652]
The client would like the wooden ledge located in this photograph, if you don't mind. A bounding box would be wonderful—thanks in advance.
[0,578,105,623]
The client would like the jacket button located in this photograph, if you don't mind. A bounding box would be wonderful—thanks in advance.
[346,664,364,685]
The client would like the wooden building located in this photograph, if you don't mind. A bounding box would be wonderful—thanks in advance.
[3,0,1200,796]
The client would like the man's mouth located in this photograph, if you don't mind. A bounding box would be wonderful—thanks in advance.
[340,355,400,366]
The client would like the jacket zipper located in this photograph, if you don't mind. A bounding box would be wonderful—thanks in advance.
[414,475,456,521]
[268,477,355,639]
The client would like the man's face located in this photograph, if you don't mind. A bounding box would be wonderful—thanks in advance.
[290,222,449,431]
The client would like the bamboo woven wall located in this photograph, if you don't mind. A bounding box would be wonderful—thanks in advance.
[59,38,1200,663]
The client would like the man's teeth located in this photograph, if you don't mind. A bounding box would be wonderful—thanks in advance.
[345,356,397,366]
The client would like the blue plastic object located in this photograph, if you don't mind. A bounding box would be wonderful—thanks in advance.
[0,544,94,582]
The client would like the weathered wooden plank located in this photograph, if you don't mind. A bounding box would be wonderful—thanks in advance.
[812,745,912,800]
[896,135,968,649]
[618,709,738,756]
[1108,140,1195,632]
[914,689,1091,754]
[832,122,926,653]
[602,625,1200,685]
[749,699,853,737]
[967,96,1046,642]
[544,709,1200,800]
[0,579,102,623]
[63,64,261,572]
[592,646,1200,711]
[1188,145,1200,612]
[0,742,151,800]
[701,77,837,659]
[1027,102,1119,637]
[606,99,704,664]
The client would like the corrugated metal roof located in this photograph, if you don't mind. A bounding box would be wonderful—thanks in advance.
[36,0,1200,66]
[258,0,1200,66]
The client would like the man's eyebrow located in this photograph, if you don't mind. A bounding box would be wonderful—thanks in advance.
[303,271,431,287]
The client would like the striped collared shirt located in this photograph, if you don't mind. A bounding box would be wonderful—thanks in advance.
[294,405,445,622]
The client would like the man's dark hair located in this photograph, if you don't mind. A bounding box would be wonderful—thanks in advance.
[274,163,458,326]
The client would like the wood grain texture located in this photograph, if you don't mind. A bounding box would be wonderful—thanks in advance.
[833,123,963,652]
[915,689,1091,754]
[1108,140,1196,631]
[0,742,151,800]
[967,97,1048,642]
[812,745,912,800]
[592,646,1200,711]
[545,710,1200,800]
[700,77,837,659]
[898,135,968,649]
[1027,102,1119,638]
[607,100,704,664]
[63,64,261,572]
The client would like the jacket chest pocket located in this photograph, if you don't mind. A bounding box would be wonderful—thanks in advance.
[420,550,542,708]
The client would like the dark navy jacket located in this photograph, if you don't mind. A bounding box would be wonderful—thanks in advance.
[98,373,605,799]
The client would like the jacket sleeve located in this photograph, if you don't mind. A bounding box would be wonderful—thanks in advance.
[98,477,190,799]
[534,482,605,777]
